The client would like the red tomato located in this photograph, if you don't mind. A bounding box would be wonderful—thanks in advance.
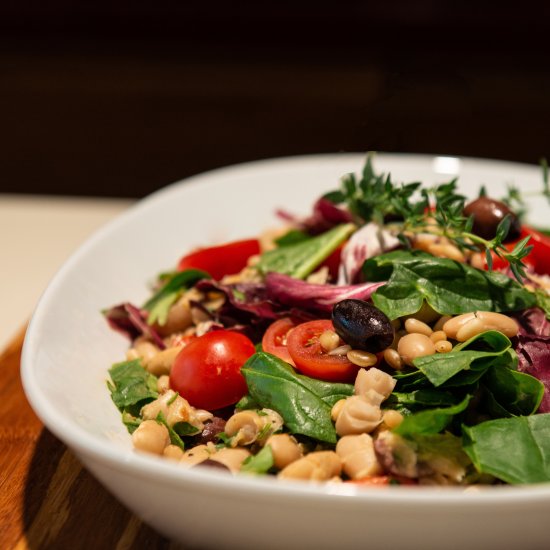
[262,318,296,366]
[320,242,345,281]
[286,319,360,382]
[170,330,255,410]
[177,239,260,280]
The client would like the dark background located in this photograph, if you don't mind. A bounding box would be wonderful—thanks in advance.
[2,1,550,198]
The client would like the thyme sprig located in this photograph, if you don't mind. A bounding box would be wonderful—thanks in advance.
[325,153,533,283]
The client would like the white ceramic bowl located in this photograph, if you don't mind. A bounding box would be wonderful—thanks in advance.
[22,154,550,550]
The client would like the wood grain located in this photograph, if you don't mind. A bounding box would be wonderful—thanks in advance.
[0,329,179,549]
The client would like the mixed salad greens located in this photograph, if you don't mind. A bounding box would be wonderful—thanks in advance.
[105,154,550,486]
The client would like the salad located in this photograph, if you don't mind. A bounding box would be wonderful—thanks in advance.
[105,154,550,486]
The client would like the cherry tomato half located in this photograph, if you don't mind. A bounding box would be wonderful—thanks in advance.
[170,330,255,410]
[286,319,359,382]
[262,317,296,366]
[177,239,260,281]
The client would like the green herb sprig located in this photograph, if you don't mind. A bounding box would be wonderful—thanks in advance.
[325,153,534,283]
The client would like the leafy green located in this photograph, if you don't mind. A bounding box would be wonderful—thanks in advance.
[142,268,209,325]
[329,153,425,226]
[365,252,536,319]
[235,394,261,411]
[394,395,471,437]
[256,223,355,279]
[274,229,310,247]
[483,366,544,417]
[535,289,550,320]
[240,445,274,474]
[108,359,158,412]
[463,414,550,484]
[155,412,186,450]
[386,389,462,410]
[241,352,353,444]
[413,331,513,387]
[173,421,201,437]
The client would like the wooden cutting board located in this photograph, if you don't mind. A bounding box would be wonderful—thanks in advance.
[0,328,180,549]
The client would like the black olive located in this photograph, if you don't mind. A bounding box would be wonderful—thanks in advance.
[463,197,521,242]
[331,299,394,353]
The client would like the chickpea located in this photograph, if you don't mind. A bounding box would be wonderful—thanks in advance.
[266,434,303,470]
[163,444,184,461]
[397,333,436,366]
[382,409,404,429]
[145,345,182,376]
[132,420,170,455]
[154,297,193,336]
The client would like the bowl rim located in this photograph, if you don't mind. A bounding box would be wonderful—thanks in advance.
[21,152,550,507]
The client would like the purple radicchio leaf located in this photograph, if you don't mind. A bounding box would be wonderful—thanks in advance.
[512,308,550,413]
[512,307,550,337]
[265,272,385,313]
[277,197,353,236]
[337,222,401,284]
[516,333,550,412]
[104,302,166,349]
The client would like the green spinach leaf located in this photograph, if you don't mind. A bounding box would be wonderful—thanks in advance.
[412,331,513,387]
[463,414,550,484]
[483,366,544,417]
[241,352,350,444]
[143,268,209,325]
[365,252,536,319]
[393,395,471,437]
[256,223,355,279]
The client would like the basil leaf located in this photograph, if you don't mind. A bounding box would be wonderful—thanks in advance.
[413,331,513,387]
[240,445,274,474]
[143,268,209,325]
[108,359,158,411]
[241,352,342,444]
[393,395,471,437]
[256,223,355,279]
[463,414,550,484]
[366,252,536,319]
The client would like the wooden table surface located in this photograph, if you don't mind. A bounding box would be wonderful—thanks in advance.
[0,328,180,550]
